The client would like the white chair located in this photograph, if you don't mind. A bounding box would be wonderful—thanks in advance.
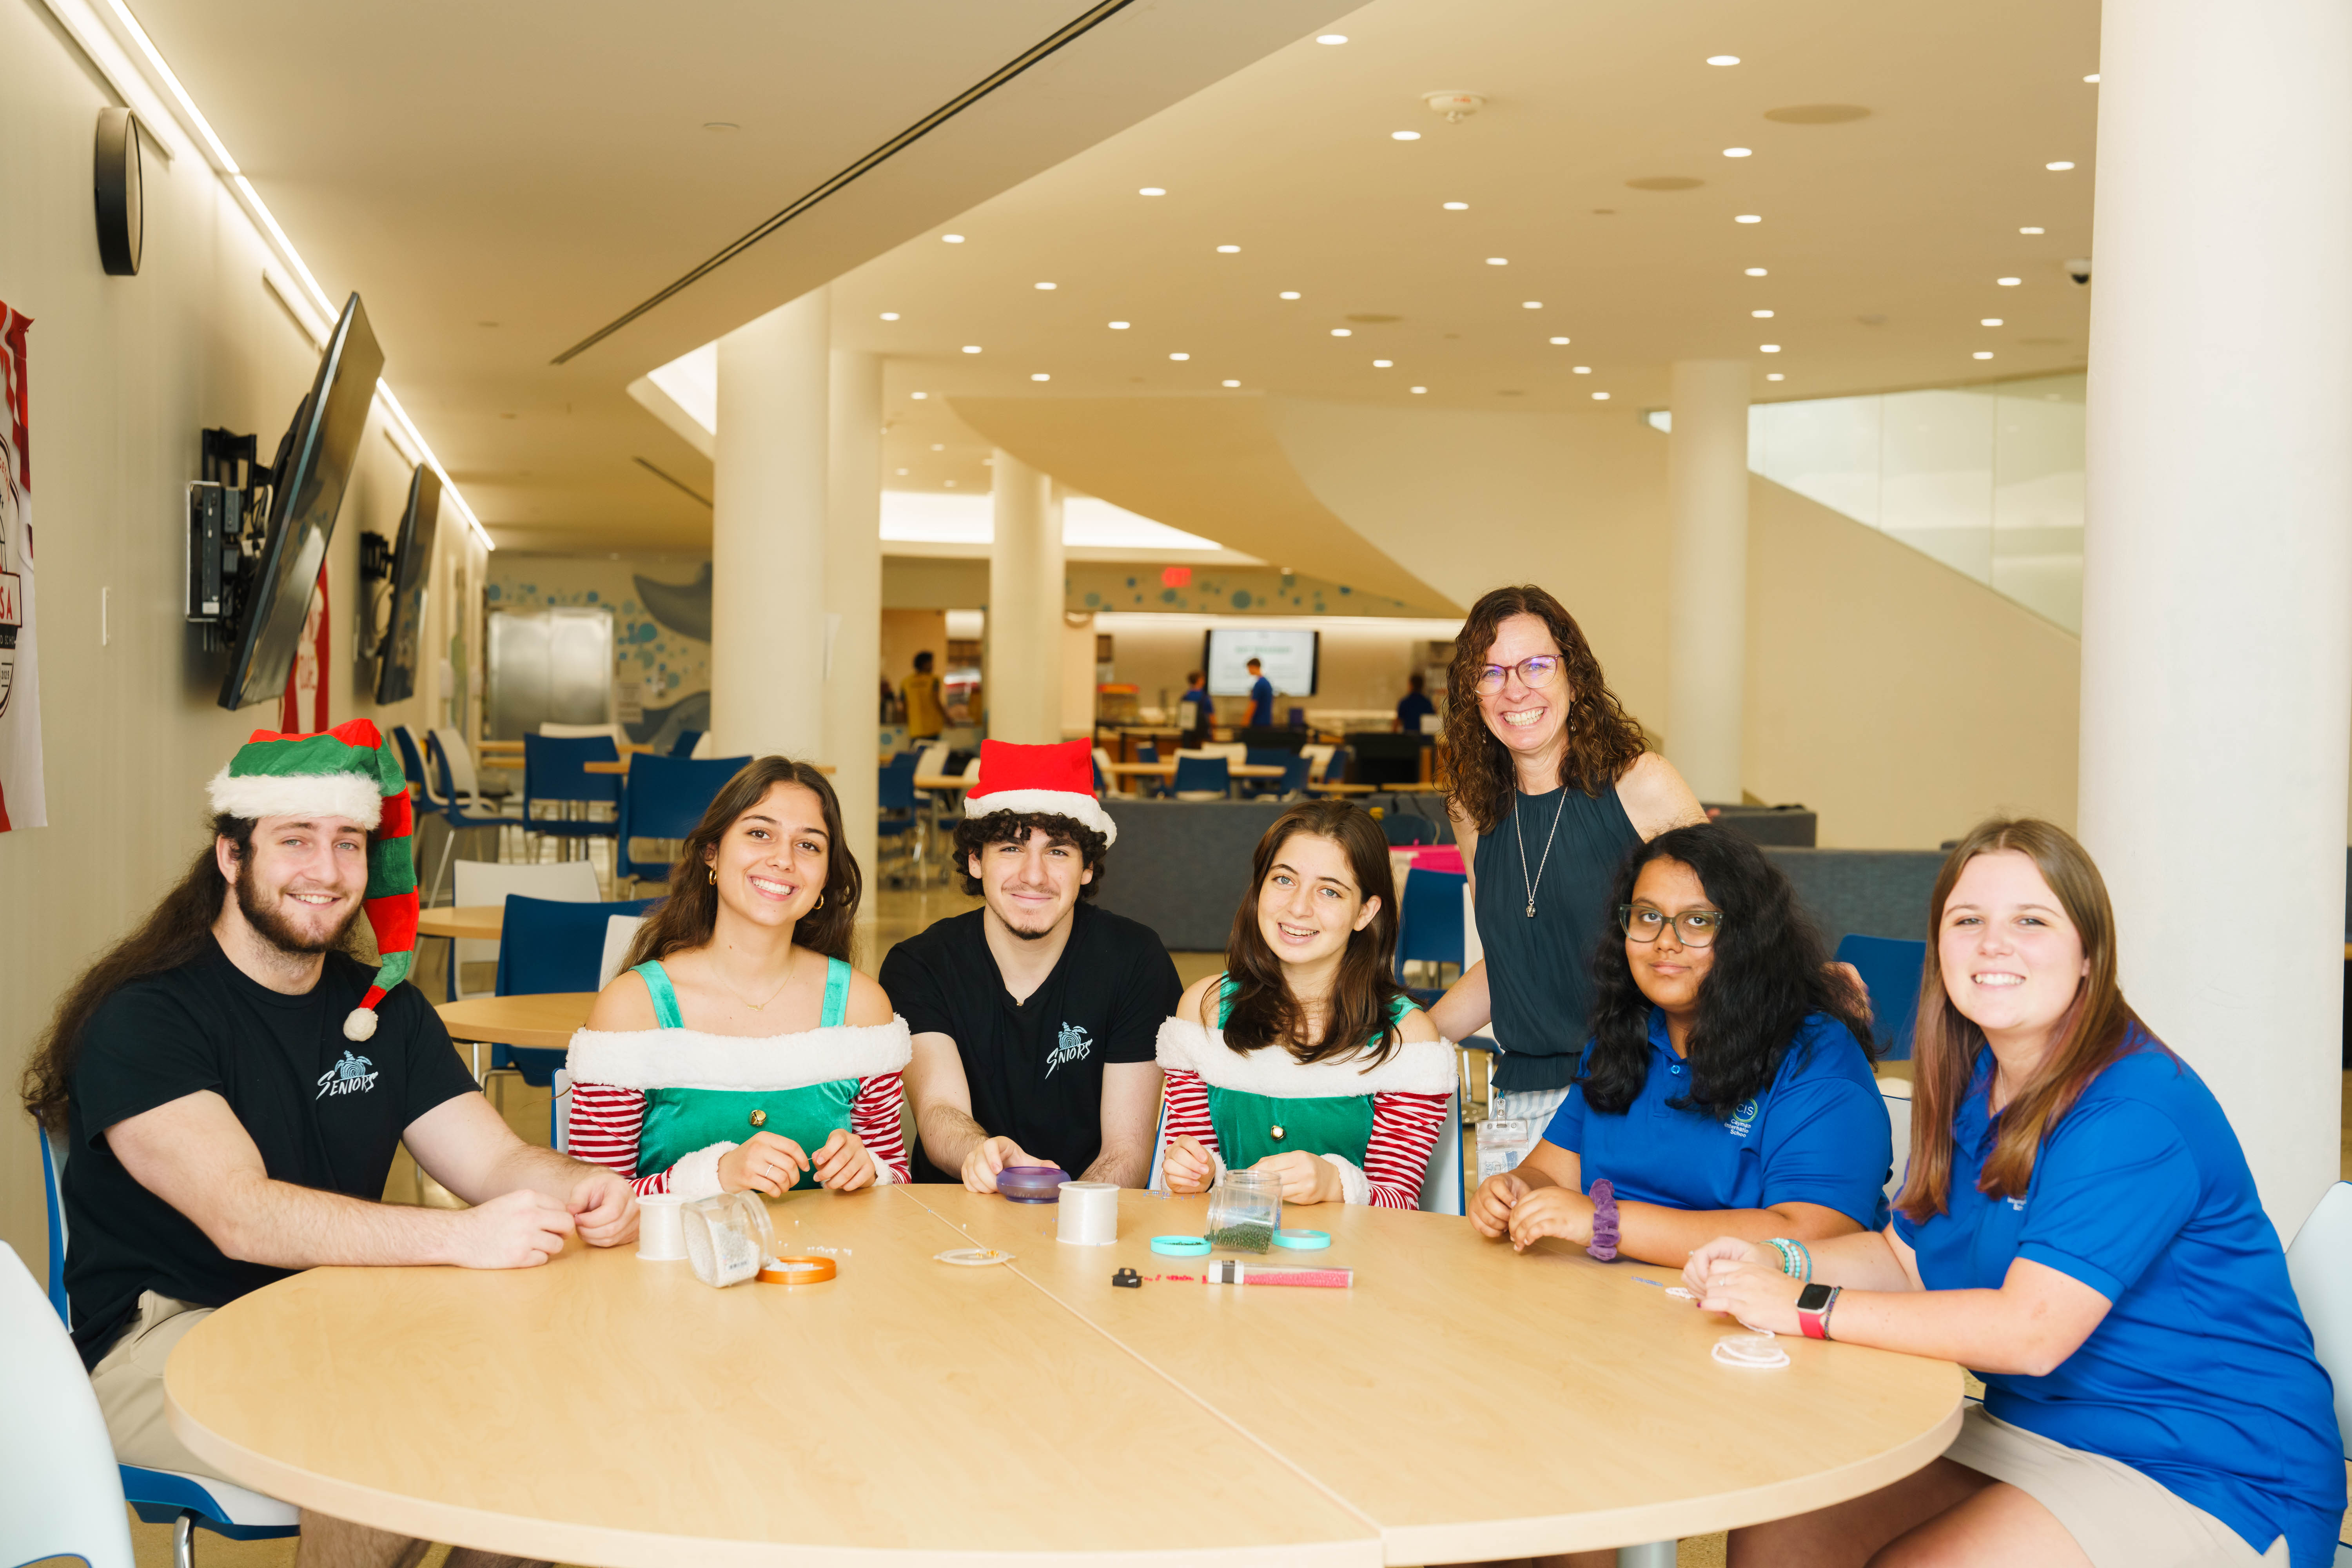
[599,914,647,990]
[539,720,630,747]
[1877,1076,1913,1203]
[451,860,601,1004]
[0,1240,135,1568]
[1094,746,1135,800]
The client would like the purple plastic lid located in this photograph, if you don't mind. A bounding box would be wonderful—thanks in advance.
[996,1165,1071,1203]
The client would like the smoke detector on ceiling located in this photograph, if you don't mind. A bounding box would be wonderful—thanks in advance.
[1422,91,1487,122]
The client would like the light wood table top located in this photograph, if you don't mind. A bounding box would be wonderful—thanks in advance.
[416,905,504,942]
[166,1187,1376,1567]
[1108,761,1286,780]
[434,992,596,1050]
[584,757,830,775]
[913,773,974,792]
[902,1188,1964,1563]
[1310,781,1380,795]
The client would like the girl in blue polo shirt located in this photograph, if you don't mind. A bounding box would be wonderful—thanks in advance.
[1471,824,1888,1265]
[1690,818,2342,1568]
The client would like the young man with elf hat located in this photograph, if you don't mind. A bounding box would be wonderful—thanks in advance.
[19,719,634,1568]
[884,738,1180,1190]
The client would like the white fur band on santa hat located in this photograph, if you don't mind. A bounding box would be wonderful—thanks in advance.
[963,788,1117,845]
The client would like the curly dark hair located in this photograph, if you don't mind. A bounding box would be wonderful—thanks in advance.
[1579,824,1875,1121]
[628,756,860,966]
[952,810,1108,899]
[1443,584,1649,836]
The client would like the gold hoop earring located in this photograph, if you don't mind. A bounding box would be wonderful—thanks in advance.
[708,867,716,884]
[814,892,825,910]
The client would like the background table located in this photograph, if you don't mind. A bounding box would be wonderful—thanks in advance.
[435,992,596,1053]
[417,905,504,942]
[167,1187,1961,1566]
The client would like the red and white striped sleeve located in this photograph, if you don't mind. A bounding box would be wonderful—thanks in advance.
[567,1079,679,1196]
[1360,1090,1452,1209]
[851,1071,911,1184]
[1159,1067,1220,1177]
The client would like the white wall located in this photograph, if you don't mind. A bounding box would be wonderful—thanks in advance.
[0,3,483,1274]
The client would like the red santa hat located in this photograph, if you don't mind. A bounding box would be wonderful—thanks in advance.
[961,738,1117,846]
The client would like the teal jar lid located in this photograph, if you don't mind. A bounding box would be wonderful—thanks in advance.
[1149,1235,1212,1256]
[1272,1228,1331,1250]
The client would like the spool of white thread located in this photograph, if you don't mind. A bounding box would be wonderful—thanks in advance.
[637,1193,687,1261]
[1056,1181,1120,1246]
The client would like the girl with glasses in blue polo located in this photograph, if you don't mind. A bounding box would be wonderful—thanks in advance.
[1470,824,1889,1265]
[1690,819,2342,1568]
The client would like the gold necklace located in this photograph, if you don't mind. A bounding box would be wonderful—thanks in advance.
[720,952,797,1012]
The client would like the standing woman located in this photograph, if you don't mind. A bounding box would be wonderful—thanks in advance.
[566,757,912,1196]
[1428,584,1706,1131]
[1689,819,2342,1568]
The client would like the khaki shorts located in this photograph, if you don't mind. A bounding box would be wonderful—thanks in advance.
[87,1289,236,1485]
[1945,1406,2289,1568]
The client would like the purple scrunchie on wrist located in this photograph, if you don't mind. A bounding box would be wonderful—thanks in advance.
[1586,1178,1620,1261]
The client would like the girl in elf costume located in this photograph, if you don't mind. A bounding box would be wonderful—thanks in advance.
[567,757,911,1196]
[1158,800,1455,1208]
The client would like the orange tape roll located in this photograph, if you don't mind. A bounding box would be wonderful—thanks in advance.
[757,1256,837,1285]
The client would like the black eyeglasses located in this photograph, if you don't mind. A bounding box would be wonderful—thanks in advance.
[1618,904,1728,947]
[1474,655,1564,695]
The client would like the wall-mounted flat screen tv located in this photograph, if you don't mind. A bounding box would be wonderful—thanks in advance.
[1204,626,1318,697]
[372,463,439,704]
[218,292,385,711]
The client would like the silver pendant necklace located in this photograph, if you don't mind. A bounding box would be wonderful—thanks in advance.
[1514,789,1565,918]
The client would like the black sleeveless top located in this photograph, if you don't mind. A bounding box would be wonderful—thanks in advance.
[1471,783,1642,1092]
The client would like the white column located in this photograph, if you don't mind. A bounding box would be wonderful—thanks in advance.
[711,287,829,759]
[986,450,1063,743]
[2077,0,2352,1226]
[1664,359,1751,803]
[825,349,883,927]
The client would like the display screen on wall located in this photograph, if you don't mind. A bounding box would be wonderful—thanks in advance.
[1204,627,1318,696]
[372,464,439,704]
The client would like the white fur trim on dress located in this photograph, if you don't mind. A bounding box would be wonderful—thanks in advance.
[206,768,383,829]
[1318,1152,1372,1206]
[565,1018,913,1094]
[668,1142,732,1200]
[963,788,1118,846]
[1155,1017,1457,1098]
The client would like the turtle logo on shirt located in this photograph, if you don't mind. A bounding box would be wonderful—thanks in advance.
[1044,1023,1093,1079]
[316,1051,379,1099]
[1726,1097,1760,1139]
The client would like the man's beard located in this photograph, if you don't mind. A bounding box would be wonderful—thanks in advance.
[991,892,1063,941]
[236,856,361,956]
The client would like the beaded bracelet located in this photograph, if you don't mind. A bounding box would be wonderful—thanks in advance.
[1586,1179,1620,1261]
[1765,1237,1812,1283]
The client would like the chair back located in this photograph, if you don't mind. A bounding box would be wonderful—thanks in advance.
[1276,755,1314,797]
[668,729,704,758]
[915,743,949,779]
[1877,1076,1914,1203]
[1137,744,1159,764]
[495,895,663,998]
[618,753,751,880]
[428,727,488,801]
[1382,813,1437,847]
[36,1118,69,1324]
[1244,748,1293,770]
[690,731,717,759]
[879,753,920,813]
[0,1241,135,1568]
[523,733,622,810]
[1171,755,1230,797]
[1834,934,1928,1060]
[451,860,601,998]
[1147,1096,1170,1192]
[1397,868,1468,972]
[599,915,648,990]
[1323,746,1354,783]
[539,721,630,745]
[2285,1181,2352,1456]
[390,726,443,807]
[1415,1093,1465,1216]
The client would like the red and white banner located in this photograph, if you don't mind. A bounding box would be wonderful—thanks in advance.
[278,575,330,735]
[0,302,44,833]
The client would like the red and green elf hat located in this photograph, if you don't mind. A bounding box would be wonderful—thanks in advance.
[206,717,416,1042]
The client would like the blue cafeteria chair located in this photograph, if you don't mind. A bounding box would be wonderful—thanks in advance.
[615,753,750,886]
[491,894,663,1092]
[520,733,621,858]
[1171,755,1231,800]
[1396,866,1468,1004]
[1834,933,1928,1060]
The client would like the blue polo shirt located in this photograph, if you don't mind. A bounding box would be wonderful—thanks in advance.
[1893,1035,2341,1564]
[1248,675,1274,726]
[1542,1009,1890,1230]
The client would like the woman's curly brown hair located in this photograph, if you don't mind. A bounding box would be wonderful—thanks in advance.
[1443,584,1648,836]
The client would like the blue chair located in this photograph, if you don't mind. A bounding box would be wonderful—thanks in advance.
[1171,755,1230,800]
[667,729,704,758]
[1396,867,1467,1004]
[1381,813,1438,847]
[35,1123,301,1564]
[1137,744,1159,763]
[1272,755,1314,798]
[616,753,749,886]
[1835,933,1928,1060]
[395,727,508,906]
[876,755,922,884]
[1307,746,1355,796]
[521,734,622,856]
[491,895,661,1091]
[1240,748,1295,799]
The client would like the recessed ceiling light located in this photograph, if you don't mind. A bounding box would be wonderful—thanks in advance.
[2046,160,2075,171]
[1723,147,1753,158]
[879,311,900,321]
[1108,320,1130,329]
[1443,201,1469,211]
[2083,73,2100,83]
[1035,281,1057,290]
[1592,391,1611,400]
[930,443,945,451]
[703,121,739,131]
[1216,244,1241,253]
[911,392,928,400]
[1981,317,2004,326]
[1760,343,1781,353]
[1279,291,1301,300]
[1316,32,1347,44]
[961,345,982,354]
[2020,226,2047,235]
[1486,256,1508,266]
[1392,130,1422,141]
[1752,309,1775,318]
[1331,328,1352,337]
[942,234,965,243]
[1222,379,1241,387]
[1410,386,1428,394]
[1997,276,2023,286]
[1031,373,1051,381]
[1548,336,1570,345]
[1170,352,1190,361]
[1139,186,1166,196]
[944,480,956,488]
[895,466,908,474]
[1765,372,1785,381]
[1973,351,1995,359]
[1744,267,1768,276]
[1373,359,1394,367]
[1522,301,1543,309]
[1573,365,1592,374]
[1735,214,1762,224]
[1707,54,1740,65]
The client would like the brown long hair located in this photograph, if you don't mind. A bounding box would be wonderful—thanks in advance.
[1444,584,1648,835]
[627,757,860,965]
[20,816,365,1130]
[1220,801,1408,1068]
[1896,818,2147,1222]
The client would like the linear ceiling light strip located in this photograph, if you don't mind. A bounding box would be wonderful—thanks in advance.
[551,0,1142,366]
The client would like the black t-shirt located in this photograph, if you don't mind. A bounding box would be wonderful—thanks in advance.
[880,902,1179,1182]
[62,938,478,1362]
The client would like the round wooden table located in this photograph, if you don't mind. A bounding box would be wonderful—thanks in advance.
[164,1188,1961,1566]
[435,993,597,1052]
[416,905,504,943]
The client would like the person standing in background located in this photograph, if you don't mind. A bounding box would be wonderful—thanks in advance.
[903,650,945,740]
[1246,658,1275,728]
[1395,672,1436,733]
[1178,670,1214,745]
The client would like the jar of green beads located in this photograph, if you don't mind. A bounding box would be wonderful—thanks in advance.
[1204,1169,1283,1252]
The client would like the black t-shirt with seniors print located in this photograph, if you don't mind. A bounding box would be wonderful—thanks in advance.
[882,902,1180,1183]
[62,936,479,1363]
